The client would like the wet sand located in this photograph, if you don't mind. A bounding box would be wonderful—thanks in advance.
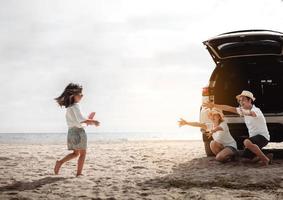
[1,141,283,199]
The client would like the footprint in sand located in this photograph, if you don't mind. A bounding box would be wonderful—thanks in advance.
[44,156,55,159]
[0,157,11,161]
[139,192,149,197]
[5,163,18,167]
[19,152,29,154]
[111,186,119,191]
[132,166,147,169]
[7,192,18,195]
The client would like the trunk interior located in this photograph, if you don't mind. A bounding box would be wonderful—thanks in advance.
[212,57,283,114]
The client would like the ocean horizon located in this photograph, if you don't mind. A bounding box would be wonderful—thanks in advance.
[0,131,202,144]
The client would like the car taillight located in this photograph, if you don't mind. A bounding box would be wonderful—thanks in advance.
[202,86,214,103]
[202,87,210,96]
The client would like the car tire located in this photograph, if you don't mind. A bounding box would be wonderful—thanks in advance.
[204,141,214,157]
[201,129,214,157]
[203,140,214,157]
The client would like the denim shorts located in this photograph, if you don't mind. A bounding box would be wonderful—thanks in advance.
[67,127,87,150]
[225,146,238,155]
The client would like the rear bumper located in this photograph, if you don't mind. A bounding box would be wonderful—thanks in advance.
[225,115,283,124]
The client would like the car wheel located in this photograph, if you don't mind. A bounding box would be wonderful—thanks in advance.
[201,129,214,157]
[203,140,214,157]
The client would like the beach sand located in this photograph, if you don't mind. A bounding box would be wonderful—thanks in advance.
[1,140,283,200]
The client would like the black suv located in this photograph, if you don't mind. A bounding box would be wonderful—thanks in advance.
[200,30,283,156]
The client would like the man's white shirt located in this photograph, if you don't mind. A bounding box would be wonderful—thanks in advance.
[236,105,270,141]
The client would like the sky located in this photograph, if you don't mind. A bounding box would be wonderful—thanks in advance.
[0,0,283,134]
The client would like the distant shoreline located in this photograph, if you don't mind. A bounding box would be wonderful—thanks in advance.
[0,139,202,145]
[0,132,202,144]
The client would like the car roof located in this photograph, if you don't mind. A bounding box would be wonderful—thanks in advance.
[206,29,283,41]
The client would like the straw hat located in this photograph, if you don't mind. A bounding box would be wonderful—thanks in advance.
[208,108,224,120]
[236,90,256,101]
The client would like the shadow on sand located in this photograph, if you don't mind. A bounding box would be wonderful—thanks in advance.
[141,150,283,191]
[0,177,65,192]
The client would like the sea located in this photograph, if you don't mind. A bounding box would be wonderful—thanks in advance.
[0,131,202,144]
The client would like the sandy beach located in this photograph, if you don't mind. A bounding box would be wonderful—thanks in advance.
[1,140,283,200]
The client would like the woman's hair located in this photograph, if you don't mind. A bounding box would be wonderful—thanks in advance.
[55,83,83,108]
[208,113,224,124]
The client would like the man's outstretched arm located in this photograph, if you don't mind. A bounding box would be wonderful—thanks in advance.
[202,102,238,114]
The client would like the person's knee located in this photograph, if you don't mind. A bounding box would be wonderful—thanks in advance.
[244,139,253,148]
[73,150,80,157]
[79,150,86,157]
[215,153,226,162]
[210,141,216,149]
[210,141,218,154]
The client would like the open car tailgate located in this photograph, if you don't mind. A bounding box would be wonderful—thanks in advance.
[203,30,283,64]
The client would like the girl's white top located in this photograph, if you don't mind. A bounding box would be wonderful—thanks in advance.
[212,121,237,149]
[65,103,87,128]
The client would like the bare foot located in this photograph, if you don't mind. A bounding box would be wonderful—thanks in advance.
[262,153,273,166]
[251,156,260,163]
[267,153,273,163]
[240,158,254,163]
[241,156,260,163]
[260,159,269,166]
[76,173,83,177]
[54,160,62,175]
[259,153,273,166]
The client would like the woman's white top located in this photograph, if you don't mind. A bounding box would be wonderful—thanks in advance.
[212,121,237,149]
[66,103,87,128]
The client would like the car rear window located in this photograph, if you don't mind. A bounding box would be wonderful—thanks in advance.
[217,40,282,58]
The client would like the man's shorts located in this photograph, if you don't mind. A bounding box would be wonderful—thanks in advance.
[241,134,269,159]
[225,146,238,156]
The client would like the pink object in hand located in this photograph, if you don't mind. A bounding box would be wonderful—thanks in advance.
[88,112,96,119]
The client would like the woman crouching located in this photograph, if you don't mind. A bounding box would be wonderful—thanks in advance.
[178,108,238,162]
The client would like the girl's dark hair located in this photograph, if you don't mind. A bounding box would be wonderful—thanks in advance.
[55,83,83,108]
